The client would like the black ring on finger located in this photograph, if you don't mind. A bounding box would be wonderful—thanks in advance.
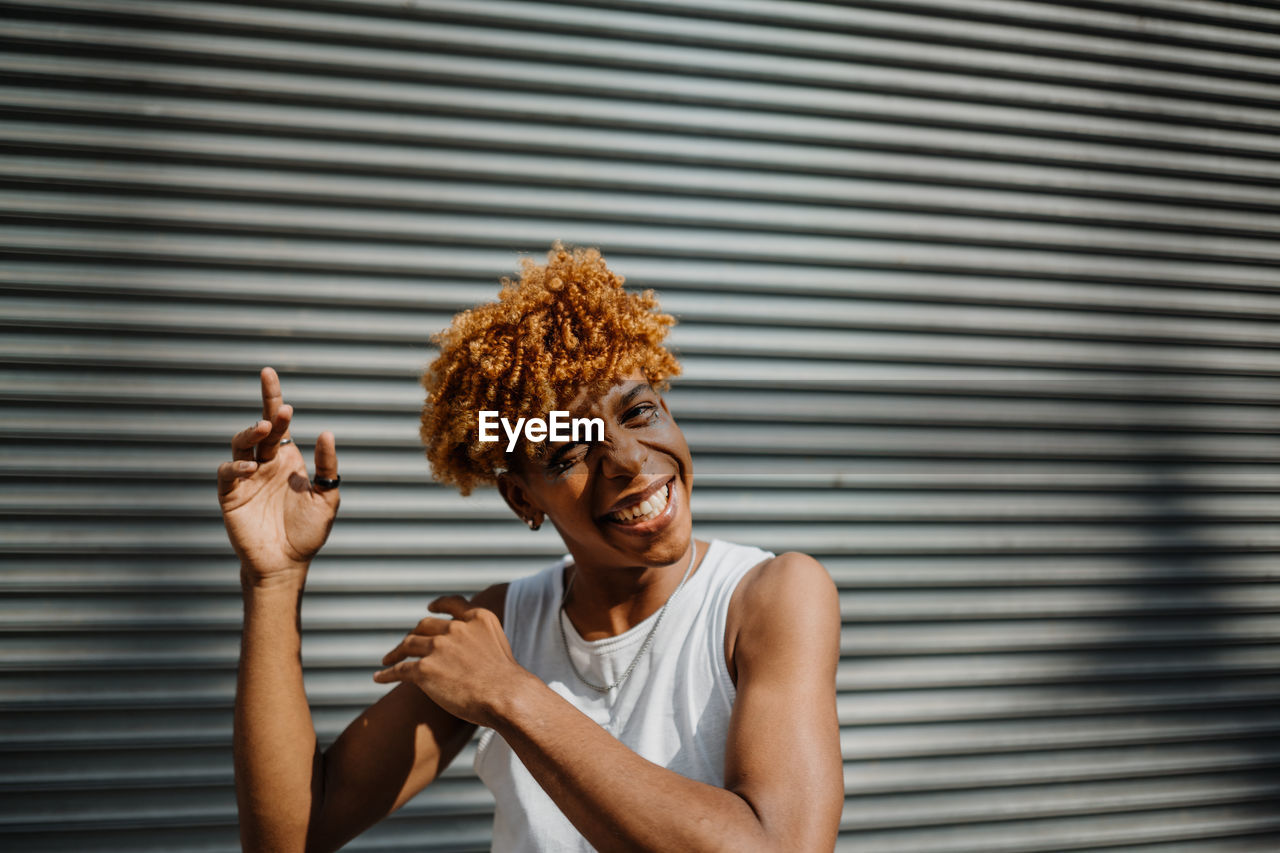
[313,474,341,490]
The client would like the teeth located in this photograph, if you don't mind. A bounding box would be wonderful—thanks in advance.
[611,483,669,524]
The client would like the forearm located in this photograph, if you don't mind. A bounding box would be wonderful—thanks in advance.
[234,567,322,852]
[491,674,773,853]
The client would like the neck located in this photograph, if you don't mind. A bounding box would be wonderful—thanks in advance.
[563,539,700,640]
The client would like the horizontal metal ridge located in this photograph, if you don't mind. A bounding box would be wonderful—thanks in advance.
[842,746,1280,797]
[17,0,1280,81]
[8,364,1280,407]
[9,409,1280,460]
[842,617,1280,655]
[5,520,1280,557]
[836,803,1280,853]
[8,485,1280,524]
[844,711,1280,760]
[4,454,1280,494]
[7,706,1275,761]
[7,21,1280,130]
[11,187,1280,266]
[18,289,1280,348]
[9,260,1280,320]
[8,374,1280,429]
[5,644,1276,691]
[8,224,1280,292]
[838,678,1280,724]
[0,777,493,823]
[13,155,1280,244]
[838,773,1280,832]
[840,647,1280,691]
[6,84,1280,185]
[0,809,494,852]
[7,122,1280,213]
[2,552,1277,592]
[9,329,1280,380]
[4,586,1280,629]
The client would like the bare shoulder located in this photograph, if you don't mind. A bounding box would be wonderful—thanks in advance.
[726,551,839,682]
[468,582,510,627]
[735,551,838,622]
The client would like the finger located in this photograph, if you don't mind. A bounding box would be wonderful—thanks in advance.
[217,459,258,496]
[412,615,455,635]
[428,595,474,620]
[256,403,294,464]
[260,366,282,422]
[372,658,420,684]
[314,431,338,479]
[381,634,435,666]
[230,420,270,462]
[312,431,340,508]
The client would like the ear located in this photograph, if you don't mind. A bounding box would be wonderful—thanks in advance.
[497,471,544,529]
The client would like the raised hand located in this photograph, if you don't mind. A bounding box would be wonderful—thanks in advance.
[218,367,341,586]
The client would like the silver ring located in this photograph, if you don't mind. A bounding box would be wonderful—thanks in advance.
[278,438,294,446]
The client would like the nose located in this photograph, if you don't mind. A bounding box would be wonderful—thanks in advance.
[599,427,646,480]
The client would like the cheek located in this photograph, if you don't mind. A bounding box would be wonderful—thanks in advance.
[662,423,693,467]
[540,472,590,515]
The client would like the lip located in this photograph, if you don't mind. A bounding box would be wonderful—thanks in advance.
[602,477,672,518]
[601,477,678,535]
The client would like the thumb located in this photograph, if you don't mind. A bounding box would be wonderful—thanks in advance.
[429,595,472,619]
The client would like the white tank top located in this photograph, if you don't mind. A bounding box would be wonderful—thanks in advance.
[474,538,773,852]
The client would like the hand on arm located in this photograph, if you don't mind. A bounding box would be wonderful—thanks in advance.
[306,584,510,852]
[373,552,843,852]
[374,590,525,727]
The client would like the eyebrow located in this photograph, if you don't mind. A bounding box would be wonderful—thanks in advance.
[545,441,579,467]
[618,381,653,408]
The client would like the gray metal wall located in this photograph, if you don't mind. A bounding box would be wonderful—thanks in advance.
[2,0,1279,850]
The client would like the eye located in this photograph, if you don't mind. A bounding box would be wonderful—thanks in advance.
[624,402,659,425]
[546,444,588,476]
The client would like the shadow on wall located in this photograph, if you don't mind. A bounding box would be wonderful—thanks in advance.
[1110,421,1280,844]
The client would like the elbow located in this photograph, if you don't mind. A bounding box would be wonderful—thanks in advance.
[235,751,331,853]
[238,821,310,853]
[236,822,334,853]
[722,789,839,853]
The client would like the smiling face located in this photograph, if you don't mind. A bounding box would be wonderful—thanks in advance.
[498,373,694,573]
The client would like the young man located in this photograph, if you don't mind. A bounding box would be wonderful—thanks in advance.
[219,245,842,851]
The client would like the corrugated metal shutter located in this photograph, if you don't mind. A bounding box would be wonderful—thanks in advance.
[3,0,1279,849]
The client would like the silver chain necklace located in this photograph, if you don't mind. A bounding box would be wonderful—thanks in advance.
[558,539,697,694]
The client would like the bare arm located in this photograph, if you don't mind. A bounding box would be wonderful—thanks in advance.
[377,552,843,852]
[223,367,496,852]
[305,584,508,852]
[236,579,503,853]
[222,367,337,851]
[234,575,323,851]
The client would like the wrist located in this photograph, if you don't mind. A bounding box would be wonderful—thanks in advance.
[485,668,545,732]
[239,563,308,593]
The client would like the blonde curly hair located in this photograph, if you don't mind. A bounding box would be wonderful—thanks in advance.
[420,243,682,495]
